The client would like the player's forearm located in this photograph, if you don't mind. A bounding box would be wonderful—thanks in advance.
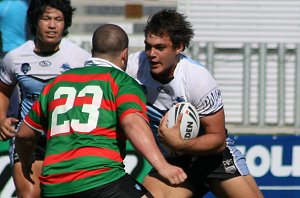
[131,130,167,170]
[122,113,168,170]
[0,82,14,118]
[180,133,226,155]
[0,93,10,120]
[15,136,36,167]
[15,123,38,170]
[180,108,226,155]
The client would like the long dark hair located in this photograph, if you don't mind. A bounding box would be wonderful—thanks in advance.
[27,0,75,37]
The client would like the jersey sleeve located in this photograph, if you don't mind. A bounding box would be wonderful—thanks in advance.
[23,84,49,134]
[60,39,91,68]
[115,74,148,123]
[0,52,17,85]
[187,66,223,117]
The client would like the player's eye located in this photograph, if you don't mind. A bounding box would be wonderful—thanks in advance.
[145,44,151,51]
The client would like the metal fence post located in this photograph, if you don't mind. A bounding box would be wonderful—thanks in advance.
[206,42,214,74]
[243,43,251,125]
[191,41,200,61]
[295,43,300,134]
[258,43,267,126]
[278,43,285,126]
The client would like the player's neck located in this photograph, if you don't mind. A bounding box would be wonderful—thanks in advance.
[151,72,174,84]
[34,39,61,56]
[34,49,59,56]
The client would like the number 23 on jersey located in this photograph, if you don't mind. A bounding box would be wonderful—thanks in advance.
[50,85,103,136]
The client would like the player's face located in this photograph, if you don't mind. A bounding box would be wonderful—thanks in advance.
[144,33,183,83]
[35,6,65,52]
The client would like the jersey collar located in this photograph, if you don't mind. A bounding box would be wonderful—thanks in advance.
[84,57,123,72]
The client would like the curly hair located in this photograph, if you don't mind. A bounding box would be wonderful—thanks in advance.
[144,9,194,51]
[27,0,75,37]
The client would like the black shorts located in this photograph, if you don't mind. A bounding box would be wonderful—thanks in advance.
[42,174,149,198]
[149,147,243,196]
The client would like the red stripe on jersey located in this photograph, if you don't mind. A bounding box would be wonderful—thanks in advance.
[24,114,45,132]
[41,80,54,95]
[40,167,112,185]
[119,109,148,123]
[48,126,119,139]
[101,99,116,111]
[116,94,147,113]
[42,73,117,94]
[72,97,116,111]
[43,146,123,167]
[74,96,93,106]
[48,96,116,113]
[89,127,118,138]
[116,94,148,123]
[48,97,67,112]
[109,77,119,97]
[31,100,43,117]
[56,73,113,83]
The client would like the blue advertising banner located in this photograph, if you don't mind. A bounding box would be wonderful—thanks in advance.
[1,135,299,197]
[205,135,300,198]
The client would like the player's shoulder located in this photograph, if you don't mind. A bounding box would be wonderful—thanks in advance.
[2,40,33,64]
[109,66,142,88]
[179,54,205,69]
[60,38,90,55]
[4,40,33,58]
[176,54,218,90]
[177,54,212,77]
[111,66,135,81]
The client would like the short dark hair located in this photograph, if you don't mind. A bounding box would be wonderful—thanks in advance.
[27,0,75,37]
[144,9,194,51]
[92,24,128,57]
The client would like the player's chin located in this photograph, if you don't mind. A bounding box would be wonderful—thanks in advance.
[150,66,163,75]
[43,36,62,44]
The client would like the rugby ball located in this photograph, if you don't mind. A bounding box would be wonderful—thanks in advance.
[167,102,200,140]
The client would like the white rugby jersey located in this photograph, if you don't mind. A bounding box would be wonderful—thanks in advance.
[0,38,91,121]
[126,51,224,156]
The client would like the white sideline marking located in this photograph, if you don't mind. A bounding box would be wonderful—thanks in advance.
[259,186,300,190]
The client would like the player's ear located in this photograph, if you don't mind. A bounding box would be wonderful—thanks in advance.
[121,48,128,70]
[121,48,128,59]
[175,42,184,54]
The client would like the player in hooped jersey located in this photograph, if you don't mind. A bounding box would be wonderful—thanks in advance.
[0,0,90,197]
[15,24,186,198]
[126,9,264,198]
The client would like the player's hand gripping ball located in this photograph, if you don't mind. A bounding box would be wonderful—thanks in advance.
[167,102,200,140]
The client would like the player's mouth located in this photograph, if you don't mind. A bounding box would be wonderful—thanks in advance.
[46,31,57,38]
[150,61,161,68]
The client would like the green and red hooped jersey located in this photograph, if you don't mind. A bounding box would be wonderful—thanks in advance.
[24,63,148,197]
